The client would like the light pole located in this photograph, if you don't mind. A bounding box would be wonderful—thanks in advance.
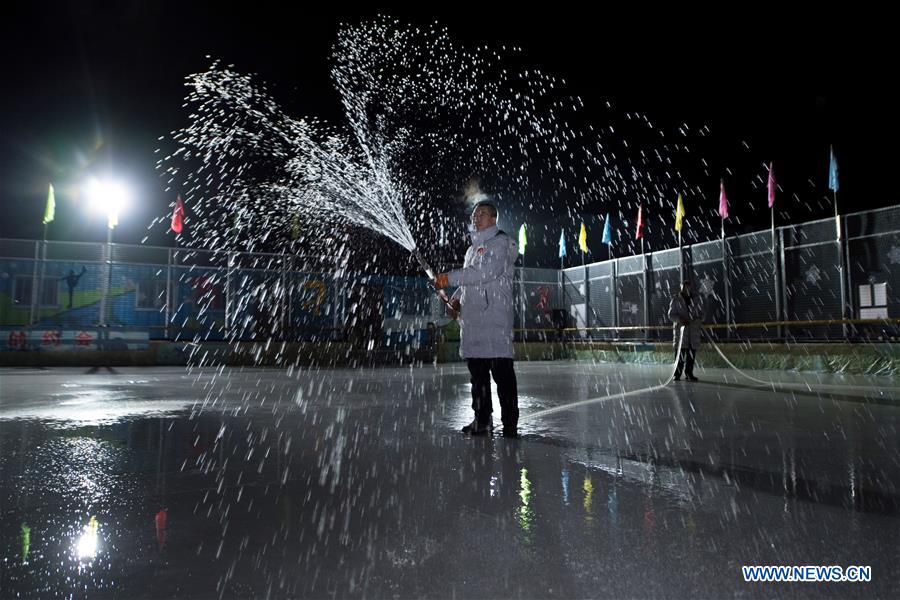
[85,178,128,328]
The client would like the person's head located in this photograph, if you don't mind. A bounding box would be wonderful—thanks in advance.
[68,270,75,277]
[470,200,498,232]
[680,280,692,295]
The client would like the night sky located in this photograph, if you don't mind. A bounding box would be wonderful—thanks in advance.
[2,3,893,267]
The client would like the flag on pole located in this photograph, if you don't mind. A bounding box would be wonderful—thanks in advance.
[171,195,185,234]
[518,223,527,255]
[558,229,566,258]
[718,179,729,219]
[674,194,686,232]
[602,213,612,245]
[635,204,645,239]
[578,222,588,253]
[828,145,839,192]
[43,183,55,225]
[767,163,776,208]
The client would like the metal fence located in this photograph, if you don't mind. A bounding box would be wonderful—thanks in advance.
[0,240,437,350]
[3,204,899,345]
[559,205,900,341]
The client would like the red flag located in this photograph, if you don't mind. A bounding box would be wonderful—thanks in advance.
[171,196,184,234]
[767,163,776,208]
[718,179,729,219]
[635,204,645,239]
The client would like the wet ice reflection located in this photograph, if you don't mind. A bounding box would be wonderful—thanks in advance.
[74,516,99,561]
[0,364,898,597]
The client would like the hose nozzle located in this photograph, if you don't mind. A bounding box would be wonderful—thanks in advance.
[412,248,451,308]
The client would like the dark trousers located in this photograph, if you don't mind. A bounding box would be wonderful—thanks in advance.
[674,346,696,378]
[466,358,518,428]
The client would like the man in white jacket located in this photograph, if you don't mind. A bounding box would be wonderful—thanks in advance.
[432,200,519,437]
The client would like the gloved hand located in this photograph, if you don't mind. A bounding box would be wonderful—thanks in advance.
[432,273,449,290]
[447,298,461,320]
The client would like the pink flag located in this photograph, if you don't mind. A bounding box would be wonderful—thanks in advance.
[718,179,729,219]
[635,204,645,239]
[767,163,776,209]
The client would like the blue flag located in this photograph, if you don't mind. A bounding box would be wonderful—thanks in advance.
[602,213,612,245]
[558,230,566,258]
[828,145,839,192]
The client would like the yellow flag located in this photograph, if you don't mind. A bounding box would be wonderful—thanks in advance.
[578,222,588,253]
[674,194,686,233]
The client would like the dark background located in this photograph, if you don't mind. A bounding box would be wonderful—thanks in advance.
[2,3,893,266]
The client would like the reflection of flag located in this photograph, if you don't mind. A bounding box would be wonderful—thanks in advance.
[767,163,776,208]
[674,194,686,232]
[558,230,566,258]
[43,183,55,225]
[518,223,527,255]
[578,222,588,253]
[602,213,612,245]
[635,205,645,239]
[828,145,839,192]
[21,522,30,562]
[172,195,185,234]
[155,509,168,550]
[718,180,729,219]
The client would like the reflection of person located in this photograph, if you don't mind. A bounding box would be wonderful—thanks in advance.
[432,200,520,437]
[59,266,87,309]
[667,280,704,381]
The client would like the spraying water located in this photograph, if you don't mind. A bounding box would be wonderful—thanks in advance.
[159,17,726,358]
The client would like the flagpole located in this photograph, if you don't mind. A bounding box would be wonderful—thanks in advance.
[559,250,564,341]
[641,236,648,340]
[830,146,847,338]
[39,222,47,316]
[721,215,731,339]
[772,204,782,339]
[609,243,617,336]
[835,186,848,338]
[520,254,526,342]
[30,223,47,326]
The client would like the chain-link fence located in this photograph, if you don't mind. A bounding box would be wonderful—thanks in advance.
[3,205,899,347]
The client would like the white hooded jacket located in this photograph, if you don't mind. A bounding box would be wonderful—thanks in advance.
[448,225,518,358]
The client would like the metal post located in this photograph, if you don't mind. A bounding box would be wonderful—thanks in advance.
[610,258,618,339]
[722,234,731,340]
[519,266,526,342]
[844,222,854,336]
[224,252,233,340]
[837,215,848,339]
[779,228,788,340]
[29,240,40,325]
[281,254,290,341]
[642,247,650,342]
[99,228,112,327]
[773,218,782,340]
[332,270,341,342]
[165,248,173,340]
[583,262,590,336]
